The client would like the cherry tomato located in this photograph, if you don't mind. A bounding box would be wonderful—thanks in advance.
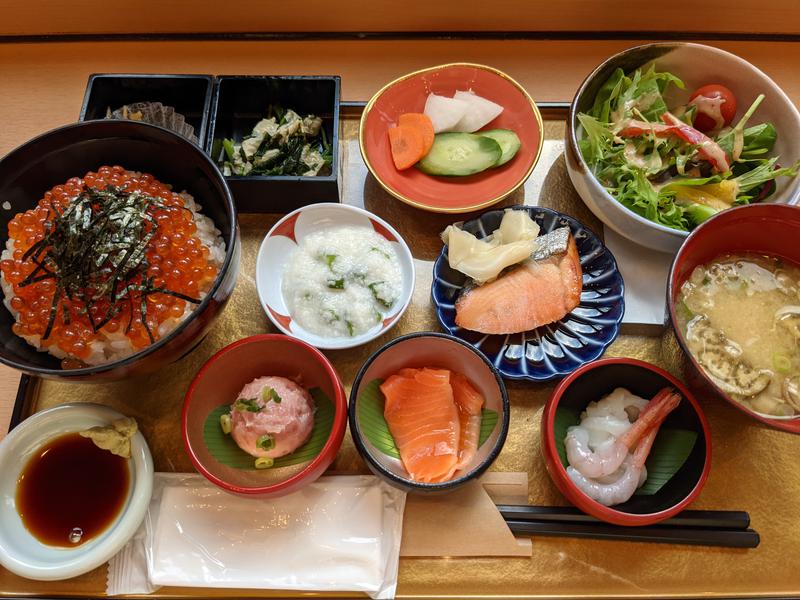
[689,84,737,132]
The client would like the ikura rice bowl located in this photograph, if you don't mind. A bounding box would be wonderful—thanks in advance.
[0,166,225,368]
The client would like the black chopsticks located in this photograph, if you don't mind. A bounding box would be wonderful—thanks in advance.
[498,505,760,548]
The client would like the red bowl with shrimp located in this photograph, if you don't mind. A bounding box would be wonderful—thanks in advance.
[541,357,711,526]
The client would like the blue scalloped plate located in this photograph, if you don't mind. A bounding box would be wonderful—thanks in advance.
[431,206,624,382]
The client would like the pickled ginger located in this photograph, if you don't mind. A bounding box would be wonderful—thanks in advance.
[441,209,540,284]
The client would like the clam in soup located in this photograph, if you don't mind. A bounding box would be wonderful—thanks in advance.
[676,254,800,418]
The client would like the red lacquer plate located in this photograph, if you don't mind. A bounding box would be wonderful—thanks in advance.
[359,63,544,213]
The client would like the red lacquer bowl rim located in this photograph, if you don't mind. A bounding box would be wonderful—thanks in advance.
[542,357,712,526]
[358,62,544,214]
[182,333,348,496]
[667,203,800,434]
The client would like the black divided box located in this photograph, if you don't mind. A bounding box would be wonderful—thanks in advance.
[79,74,214,146]
[79,73,341,214]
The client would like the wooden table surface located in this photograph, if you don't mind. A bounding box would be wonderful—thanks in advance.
[1,37,799,439]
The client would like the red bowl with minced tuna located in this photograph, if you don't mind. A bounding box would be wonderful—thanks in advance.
[182,334,347,499]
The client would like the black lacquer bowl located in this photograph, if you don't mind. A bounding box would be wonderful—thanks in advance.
[0,120,239,381]
[432,206,624,381]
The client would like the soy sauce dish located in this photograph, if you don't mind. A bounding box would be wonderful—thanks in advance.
[0,403,153,580]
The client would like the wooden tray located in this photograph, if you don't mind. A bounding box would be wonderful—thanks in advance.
[4,106,800,599]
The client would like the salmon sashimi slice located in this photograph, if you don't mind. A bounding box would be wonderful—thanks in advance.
[450,372,485,470]
[454,234,583,335]
[381,368,460,483]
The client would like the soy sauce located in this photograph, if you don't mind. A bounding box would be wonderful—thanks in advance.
[16,432,131,547]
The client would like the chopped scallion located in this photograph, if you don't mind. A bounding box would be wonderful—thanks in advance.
[257,434,275,451]
[219,413,232,434]
[262,387,281,404]
[255,457,274,469]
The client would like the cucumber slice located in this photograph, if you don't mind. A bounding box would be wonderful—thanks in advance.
[417,133,502,176]
[479,129,521,166]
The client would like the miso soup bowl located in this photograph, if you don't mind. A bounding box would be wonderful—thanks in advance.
[349,332,510,493]
[668,203,800,434]
[182,334,348,499]
[542,358,711,526]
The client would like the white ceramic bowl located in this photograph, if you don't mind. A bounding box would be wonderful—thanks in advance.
[256,204,415,349]
[0,403,153,580]
[566,42,800,254]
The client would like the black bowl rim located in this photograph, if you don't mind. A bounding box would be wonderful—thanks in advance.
[0,119,238,378]
[348,331,510,492]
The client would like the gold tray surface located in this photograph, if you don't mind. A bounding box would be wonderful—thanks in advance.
[4,116,800,599]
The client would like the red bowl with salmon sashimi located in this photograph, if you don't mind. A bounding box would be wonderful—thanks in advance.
[349,332,510,493]
[542,358,711,526]
[359,63,543,213]
[182,334,347,499]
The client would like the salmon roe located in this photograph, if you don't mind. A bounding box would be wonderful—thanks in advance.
[1,166,219,363]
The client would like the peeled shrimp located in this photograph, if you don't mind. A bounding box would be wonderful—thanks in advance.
[567,422,661,506]
[565,388,681,479]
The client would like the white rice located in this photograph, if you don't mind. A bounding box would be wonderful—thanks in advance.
[0,190,226,366]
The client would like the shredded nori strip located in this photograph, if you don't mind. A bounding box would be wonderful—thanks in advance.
[18,184,201,340]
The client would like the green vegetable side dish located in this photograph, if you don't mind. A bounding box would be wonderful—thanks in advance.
[417,130,521,177]
[218,105,332,177]
[577,66,800,231]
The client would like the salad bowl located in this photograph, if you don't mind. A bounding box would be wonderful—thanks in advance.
[566,42,800,254]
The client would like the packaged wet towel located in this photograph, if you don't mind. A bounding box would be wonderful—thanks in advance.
[107,474,405,599]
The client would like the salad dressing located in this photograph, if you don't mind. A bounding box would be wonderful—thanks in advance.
[689,95,727,131]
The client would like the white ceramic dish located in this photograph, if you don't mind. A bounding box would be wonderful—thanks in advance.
[565,42,800,254]
[0,403,153,581]
[256,204,415,350]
